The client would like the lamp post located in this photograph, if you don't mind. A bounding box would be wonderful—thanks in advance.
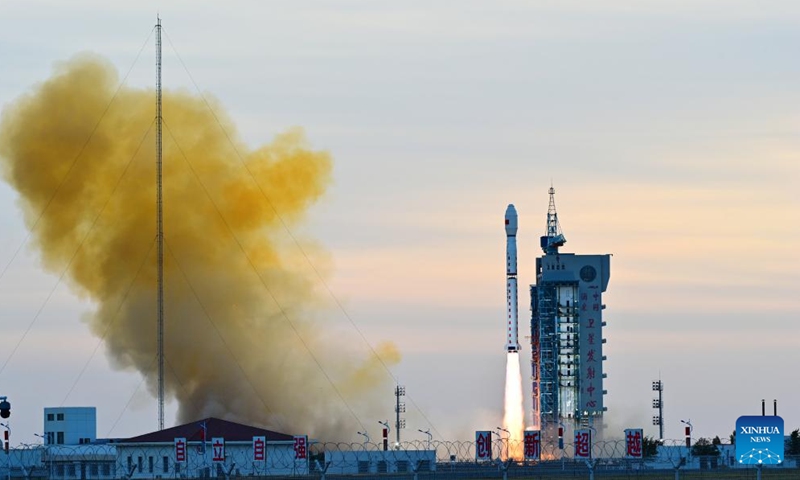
[587,424,598,460]
[0,422,9,480]
[356,431,370,446]
[378,421,390,451]
[496,427,510,460]
[33,434,50,480]
[681,419,693,450]
[417,430,432,450]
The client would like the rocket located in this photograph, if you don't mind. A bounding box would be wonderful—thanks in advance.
[505,204,520,353]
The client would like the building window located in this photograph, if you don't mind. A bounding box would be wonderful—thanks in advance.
[67,464,76,477]
[137,457,143,473]
[46,432,54,444]
[175,463,181,474]
[162,457,168,473]
[102,464,111,476]
[126,456,132,472]
[47,413,54,421]
[91,464,99,476]
[148,457,154,474]
[57,432,64,444]
[56,413,64,421]
[56,465,65,477]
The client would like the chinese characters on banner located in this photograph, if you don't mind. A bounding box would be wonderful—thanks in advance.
[475,431,493,461]
[174,438,186,464]
[523,430,541,461]
[574,429,592,459]
[294,436,308,460]
[212,438,225,463]
[625,429,643,459]
[579,283,603,413]
[253,436,266,462]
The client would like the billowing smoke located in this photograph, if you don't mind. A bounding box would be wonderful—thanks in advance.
[0,54,399,440]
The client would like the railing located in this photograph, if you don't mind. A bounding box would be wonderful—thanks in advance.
[0,440,797,479]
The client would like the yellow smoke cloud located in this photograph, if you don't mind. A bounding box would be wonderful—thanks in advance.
[0,53,399,440]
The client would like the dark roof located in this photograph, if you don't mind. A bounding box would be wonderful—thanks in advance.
[119,417,294,443]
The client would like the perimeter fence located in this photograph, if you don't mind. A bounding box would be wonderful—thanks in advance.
[0,439,797,480]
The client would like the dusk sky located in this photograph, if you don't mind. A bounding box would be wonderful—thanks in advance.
[0,1,798,445]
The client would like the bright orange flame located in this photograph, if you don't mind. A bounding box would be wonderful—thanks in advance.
[502,352,524,460]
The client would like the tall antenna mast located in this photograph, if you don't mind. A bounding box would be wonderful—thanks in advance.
[541,185,566,254]
[155,15,165,431]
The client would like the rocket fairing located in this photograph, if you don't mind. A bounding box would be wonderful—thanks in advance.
[505,204,521,353]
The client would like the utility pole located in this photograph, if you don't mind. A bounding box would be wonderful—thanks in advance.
[155,15,165,432]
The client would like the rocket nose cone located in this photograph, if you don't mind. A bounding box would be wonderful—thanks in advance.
[505,204,518,235]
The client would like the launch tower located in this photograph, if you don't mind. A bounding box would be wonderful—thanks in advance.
[530,187,611,438]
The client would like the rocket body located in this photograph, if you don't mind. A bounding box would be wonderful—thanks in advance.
[505,205,520,352]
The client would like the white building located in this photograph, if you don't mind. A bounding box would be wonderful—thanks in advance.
[44,445,116,479]
[2,413,304,479]
[114,417,303,478]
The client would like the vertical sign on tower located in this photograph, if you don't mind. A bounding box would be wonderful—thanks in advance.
[625,429,643,459]
[174,438,187,464]
[523,430,541,461]
[212,438,225,463]
[475,431,493,461]
[578,268,604,415]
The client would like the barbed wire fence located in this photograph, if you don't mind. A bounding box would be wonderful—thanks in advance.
[0,439,797,479]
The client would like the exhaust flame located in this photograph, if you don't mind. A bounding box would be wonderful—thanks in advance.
[502,352,524,460]
[0,54,400,440]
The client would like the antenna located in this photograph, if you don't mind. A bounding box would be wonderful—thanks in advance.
[155,15,165,431]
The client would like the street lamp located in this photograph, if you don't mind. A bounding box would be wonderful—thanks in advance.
[0,423,9,480]
[356,431,370,445]
[681,419,693,449]
[33,434,51,479]
[378,421,390,433]
[417,429,432,450]
[495,427,510,460]
[587,424,598,461]
[680,420,693,432]
[378,421,390,451]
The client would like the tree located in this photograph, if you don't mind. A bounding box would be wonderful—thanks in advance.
[692,437,720,471]
[642,436,662,458]
[691,437,720,457]
[785,429,800,455]
[712,436,721,446]
[729,430,735,446]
